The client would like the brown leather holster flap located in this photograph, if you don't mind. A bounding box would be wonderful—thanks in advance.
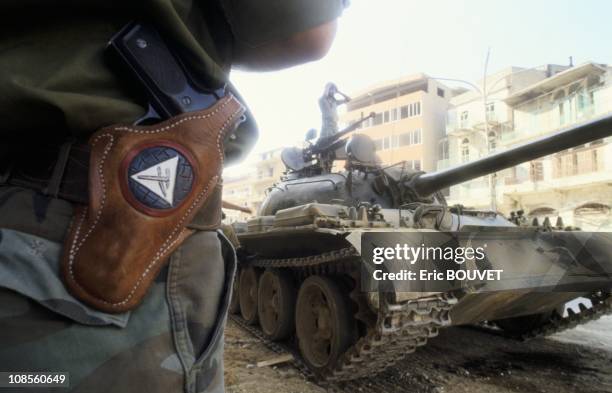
[62,94,245,313]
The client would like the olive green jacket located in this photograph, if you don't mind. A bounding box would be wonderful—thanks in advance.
[0,0,345,163]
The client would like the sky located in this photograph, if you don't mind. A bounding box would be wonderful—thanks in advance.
[226,0,612,172]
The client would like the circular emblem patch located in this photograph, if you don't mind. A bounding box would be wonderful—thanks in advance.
[124,144,195,213]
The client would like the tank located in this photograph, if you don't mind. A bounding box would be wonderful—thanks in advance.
[231,113,612,381]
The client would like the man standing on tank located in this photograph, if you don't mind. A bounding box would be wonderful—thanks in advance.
[0,1,347,392]
[319,82,352,138]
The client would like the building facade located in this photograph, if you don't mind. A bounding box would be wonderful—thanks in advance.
[441,63,612,230]
[222,148,285,222]
[340,74,452,172]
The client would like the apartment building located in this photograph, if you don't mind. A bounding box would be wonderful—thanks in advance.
[442,63,612,230]
[222,148,284,222]
[340,74,452,172]
[442,65,570,202]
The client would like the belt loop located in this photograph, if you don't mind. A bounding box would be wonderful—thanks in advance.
[44,139,75,198]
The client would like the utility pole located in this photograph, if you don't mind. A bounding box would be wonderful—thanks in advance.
[482,47,497,211]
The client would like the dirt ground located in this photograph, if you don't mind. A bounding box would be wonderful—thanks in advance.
[224,316,612,393]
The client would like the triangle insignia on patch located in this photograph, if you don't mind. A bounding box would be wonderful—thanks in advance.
[130,155,179,206]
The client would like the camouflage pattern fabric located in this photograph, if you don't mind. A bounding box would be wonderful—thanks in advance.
[0,2,346,391]
[0,186,235,393]
[220,223,241,249]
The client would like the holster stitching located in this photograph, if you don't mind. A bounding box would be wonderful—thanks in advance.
[65,98,242,308]
[113,97,233,136]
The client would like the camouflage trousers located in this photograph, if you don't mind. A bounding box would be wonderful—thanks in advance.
[0,186,235,393]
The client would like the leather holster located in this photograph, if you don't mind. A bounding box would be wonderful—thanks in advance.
[62,94,245,313]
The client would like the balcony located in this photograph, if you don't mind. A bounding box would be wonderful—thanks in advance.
[447,116,503,136]
[510,85,609,143]
[552,145,605,179]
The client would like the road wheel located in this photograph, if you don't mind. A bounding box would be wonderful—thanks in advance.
[296,276,356,373]
[258,269,296,341]
[239,266,260,324]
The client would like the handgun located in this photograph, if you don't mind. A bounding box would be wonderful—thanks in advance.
[107,22,228,125]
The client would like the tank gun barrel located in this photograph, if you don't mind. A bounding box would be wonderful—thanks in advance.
[411,113,612,197]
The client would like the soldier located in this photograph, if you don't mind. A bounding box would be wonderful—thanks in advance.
[0,1,347,393]
[319,82,352,138]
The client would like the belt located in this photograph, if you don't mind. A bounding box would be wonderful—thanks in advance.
[0,141,90,204]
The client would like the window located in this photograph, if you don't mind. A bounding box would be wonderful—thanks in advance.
[412,129,422,145]
[399,103,422,119]
[382,136,390,150]
[461,138,470,163]
[408,102,421,117]
[392,135,400,148]
[576,88,592,118]
[373,112,383,126]
[530,161,543,182]
[486,102,495,121]
[559,102,566,125]
[379,135,401,150]
[460,111,469,128]
[383,111,390,123]
[439,140,449,160]
[397,130,421,146]
[437,88,445,98]
[390,108,398,121]
[487,131,497,152]
[399,133,411,146]
[405,160,421,171]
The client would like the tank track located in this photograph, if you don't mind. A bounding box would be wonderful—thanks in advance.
[228,314,320,383]
[250,247,458,381]
[229,314,419,393]
[518,290,612,340]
